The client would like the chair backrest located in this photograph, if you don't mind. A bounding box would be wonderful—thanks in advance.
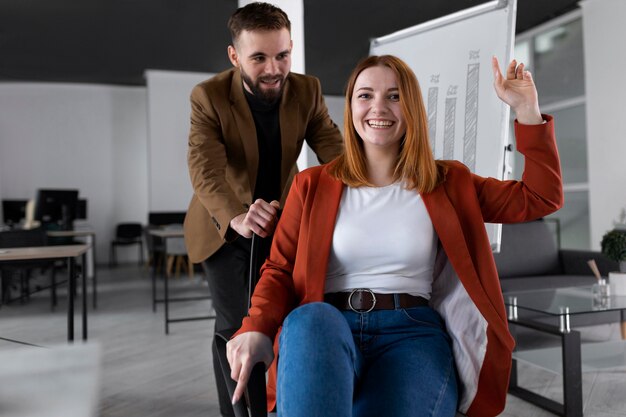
[148,212,186,226]
[116,223,143,239]
[0,228,47,248]
[493,219,562,279]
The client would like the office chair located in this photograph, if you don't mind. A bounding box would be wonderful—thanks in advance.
[163,224,193,279]
[214,234,269,417]
[110,223,144,266]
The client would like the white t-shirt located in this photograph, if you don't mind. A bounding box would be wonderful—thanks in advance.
[324,182,437,299]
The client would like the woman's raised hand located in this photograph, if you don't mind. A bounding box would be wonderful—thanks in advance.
[492,56,543,125]
[226,331,274,404]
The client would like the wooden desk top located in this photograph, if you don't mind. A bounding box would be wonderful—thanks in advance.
[47,229,96,238]
[0,244,90,261]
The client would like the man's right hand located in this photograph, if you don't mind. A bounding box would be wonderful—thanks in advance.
[229,199,280,238]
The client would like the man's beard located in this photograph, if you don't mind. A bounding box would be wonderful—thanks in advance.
[241,69,285,105]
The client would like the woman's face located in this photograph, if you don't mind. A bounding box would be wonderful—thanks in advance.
[351,65,406,154]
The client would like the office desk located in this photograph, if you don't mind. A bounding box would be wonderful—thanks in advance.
[0,343,101,417]
[148,229,214,334]
[0,244,90,342]
[47,229,98,308]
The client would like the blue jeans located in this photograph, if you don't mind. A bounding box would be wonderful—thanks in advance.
[277,302,458,417]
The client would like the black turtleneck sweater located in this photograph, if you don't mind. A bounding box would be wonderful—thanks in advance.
[243,89,282,203]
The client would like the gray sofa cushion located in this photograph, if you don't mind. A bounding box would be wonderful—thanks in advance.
[499,274,596,292]
[494,220,562,279]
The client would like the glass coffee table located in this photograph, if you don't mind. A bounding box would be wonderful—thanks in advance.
[503,286,626,417]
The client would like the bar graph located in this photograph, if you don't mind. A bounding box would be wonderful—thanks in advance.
[463,61,480,171]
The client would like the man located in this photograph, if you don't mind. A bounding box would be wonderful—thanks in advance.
[183,3,343,416]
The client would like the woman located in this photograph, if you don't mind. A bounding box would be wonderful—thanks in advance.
[226,55,562,417]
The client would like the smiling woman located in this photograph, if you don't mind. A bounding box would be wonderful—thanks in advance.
[226,53,563,417]
[351,66,407,182]
[331,55,440,193]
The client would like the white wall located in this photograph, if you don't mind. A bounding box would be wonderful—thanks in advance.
[0,83,148,262]
[581,0,626,249]
[325,95,345,135]
[145,70,213,211]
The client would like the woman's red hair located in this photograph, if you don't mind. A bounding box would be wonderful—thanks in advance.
[329,55,445,193]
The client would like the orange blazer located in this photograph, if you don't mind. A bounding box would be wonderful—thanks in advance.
[235,116,562,416]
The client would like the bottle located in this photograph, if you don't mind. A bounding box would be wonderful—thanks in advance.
[592,278,610,309]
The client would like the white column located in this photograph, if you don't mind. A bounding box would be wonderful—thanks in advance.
[237,0,315,169]
[581,0,626,249]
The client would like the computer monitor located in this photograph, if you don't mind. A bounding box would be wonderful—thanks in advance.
[2,199,28,226]
[76,199,88,220]
[34,189,79,230]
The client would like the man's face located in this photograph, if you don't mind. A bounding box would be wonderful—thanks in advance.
[228,28,292,104]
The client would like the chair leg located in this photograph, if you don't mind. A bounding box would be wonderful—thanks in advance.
[50,267,57,310]
[175,256,183,279]
[138,242,144,266]
[166,255,175,278]
[188,258,194,280]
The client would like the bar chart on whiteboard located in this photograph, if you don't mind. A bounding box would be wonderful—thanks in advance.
[426,52,481,171]
[370,0,517,251]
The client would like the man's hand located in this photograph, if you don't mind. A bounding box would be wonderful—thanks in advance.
[229,199,280,238]
[226,331,274,405]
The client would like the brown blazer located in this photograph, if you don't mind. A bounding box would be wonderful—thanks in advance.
[184,68,343,263]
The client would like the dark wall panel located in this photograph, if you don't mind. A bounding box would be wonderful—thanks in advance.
[0,0,237,85]
[0,0,580,87]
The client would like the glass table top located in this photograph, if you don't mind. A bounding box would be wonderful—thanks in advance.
[503,285,626,315]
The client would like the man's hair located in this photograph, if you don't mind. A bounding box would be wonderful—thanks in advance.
[228,2,291,46]
[328,55,445,193]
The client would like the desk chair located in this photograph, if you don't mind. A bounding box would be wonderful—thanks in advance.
[214,234,269,417]
[163,224,192,279]
[110,223,144,266]
[215,330,268,417]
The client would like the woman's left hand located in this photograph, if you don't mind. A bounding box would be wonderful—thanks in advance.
[226,331,274,405]
[492,56,543,125]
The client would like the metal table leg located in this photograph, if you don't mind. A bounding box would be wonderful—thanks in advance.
[163,248,169,334]
[82,252,88,341]
[507,307,583,417]
[92,234,97,309]
[68,257,75,342]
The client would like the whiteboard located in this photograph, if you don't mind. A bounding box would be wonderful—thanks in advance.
[370,0,517,252]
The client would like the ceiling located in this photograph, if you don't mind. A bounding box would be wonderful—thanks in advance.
[0,0,580,95]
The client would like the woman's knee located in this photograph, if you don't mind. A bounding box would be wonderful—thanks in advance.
[283,302,346,332]
[280,302,352,351]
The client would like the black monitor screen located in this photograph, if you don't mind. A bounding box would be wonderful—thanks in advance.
[76,199,88,220]
[34,189,79,229]
[2,199,28,225]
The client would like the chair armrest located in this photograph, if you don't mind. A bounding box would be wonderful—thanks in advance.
[214,329,268,417]
[560,249,619,276]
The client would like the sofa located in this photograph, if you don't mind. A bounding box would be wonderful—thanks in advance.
[494,219,618,293]
[493,219,620,347]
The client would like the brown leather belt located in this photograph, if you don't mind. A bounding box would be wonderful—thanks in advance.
[324,289,429,313]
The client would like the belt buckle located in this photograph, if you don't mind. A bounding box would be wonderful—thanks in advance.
[348,288,376,313]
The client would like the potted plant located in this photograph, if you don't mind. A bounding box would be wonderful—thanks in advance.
[601,230,626,271]
[601,229,626,295]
